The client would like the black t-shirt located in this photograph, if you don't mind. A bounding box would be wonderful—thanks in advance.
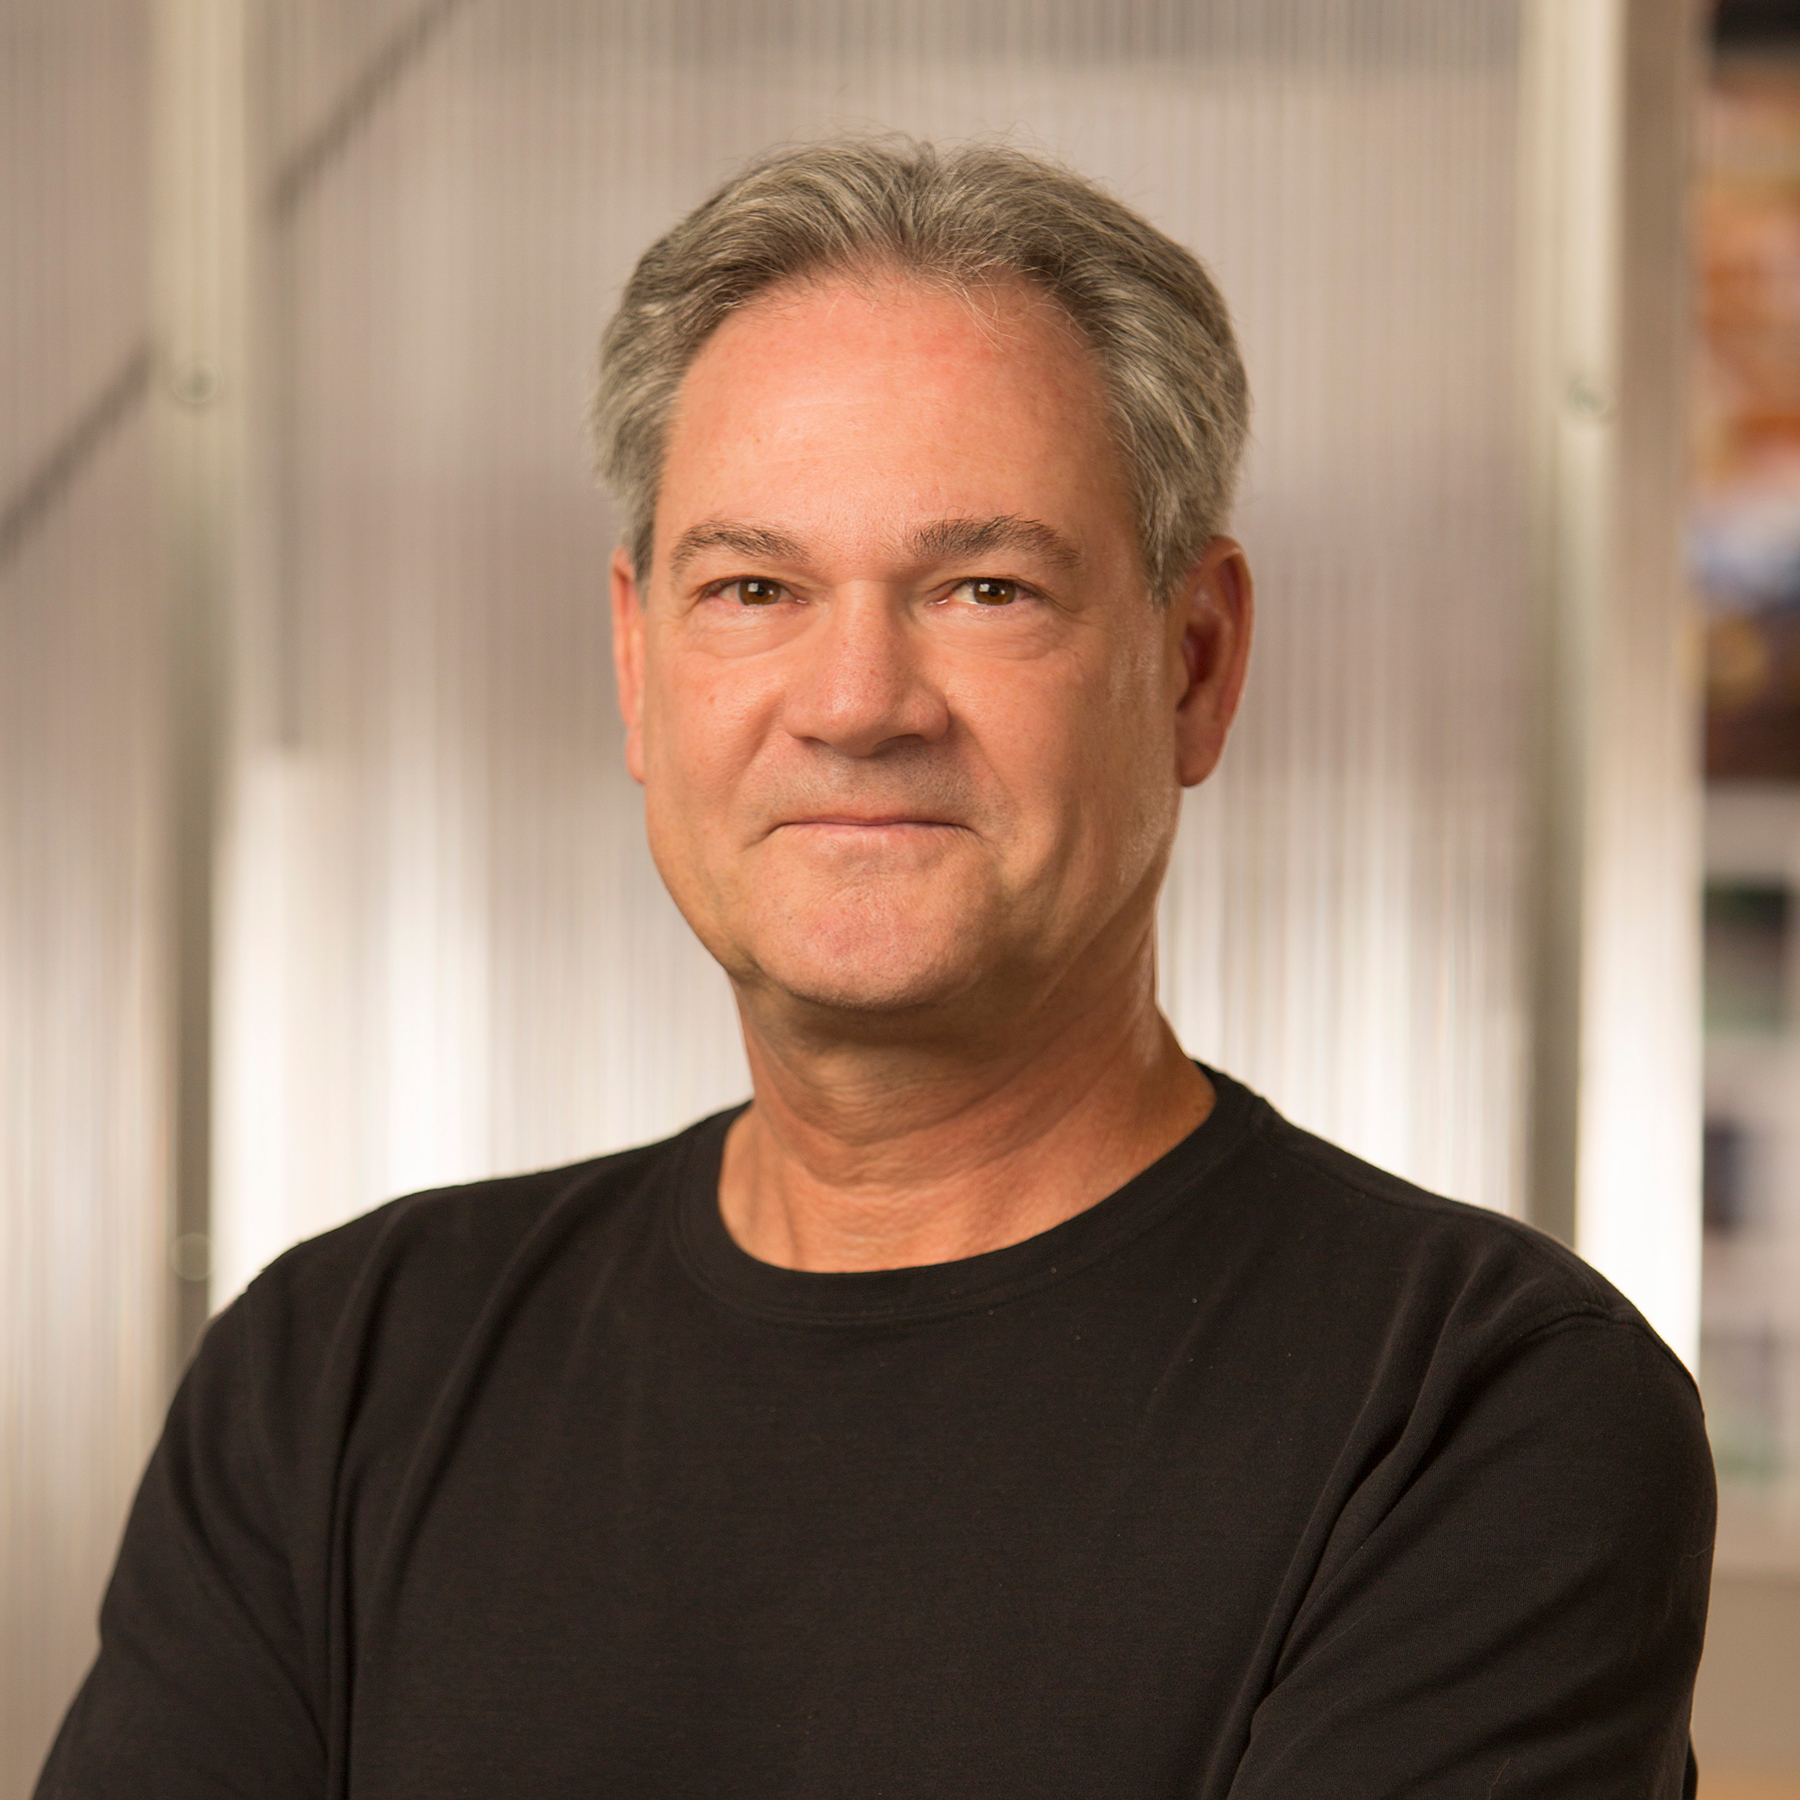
[38,1069,1714,1799]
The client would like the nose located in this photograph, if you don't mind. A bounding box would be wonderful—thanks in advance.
[779,589,949,757]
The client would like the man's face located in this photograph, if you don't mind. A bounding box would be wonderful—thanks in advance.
[612,272,1246,1029]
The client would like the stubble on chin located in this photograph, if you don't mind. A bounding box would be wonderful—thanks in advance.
[720,864,1006,1021]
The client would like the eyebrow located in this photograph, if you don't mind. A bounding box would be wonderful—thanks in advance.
[906,515,1083,573]
[668,514,1083,580]
[668,522,809,577]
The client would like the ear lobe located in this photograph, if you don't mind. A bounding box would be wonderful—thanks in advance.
[609,545,649,786]
[1172,537,1254,789]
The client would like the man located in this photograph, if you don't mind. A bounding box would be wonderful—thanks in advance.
[40,140,1711,1798]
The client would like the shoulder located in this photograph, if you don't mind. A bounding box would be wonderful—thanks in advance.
[1197,1073,1700,1419]
[1238,1080,1664,1331]
[1205,1085,1714,1599]
[221,1113,731,1400]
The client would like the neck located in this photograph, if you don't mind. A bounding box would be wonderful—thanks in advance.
[718,929,1213,1272]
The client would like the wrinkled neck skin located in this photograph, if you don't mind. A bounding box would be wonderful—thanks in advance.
[717,868,1213,1274]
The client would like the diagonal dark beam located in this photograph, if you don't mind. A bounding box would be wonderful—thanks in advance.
[2,0,473,575]
[0,340,156,574]
[269,0,476,219]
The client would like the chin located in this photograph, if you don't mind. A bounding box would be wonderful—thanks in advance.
[739,906,992,1019]
[760,964,966,1018]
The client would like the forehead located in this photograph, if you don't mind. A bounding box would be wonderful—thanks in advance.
[656,272,1134,558]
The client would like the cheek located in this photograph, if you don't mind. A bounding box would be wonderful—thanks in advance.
[1100,631,1178,770]
[956,663,1143,857]
[642,655,739,786]
[1067,641,1180,864]
[638,651,781,856]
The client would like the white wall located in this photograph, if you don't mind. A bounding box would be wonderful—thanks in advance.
[211,2,1535,1311]
[0,6,171,1792]
[0,3,1703,1792]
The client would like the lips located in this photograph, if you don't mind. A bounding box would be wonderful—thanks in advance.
[779,815,957,828]
[765,815,972,849]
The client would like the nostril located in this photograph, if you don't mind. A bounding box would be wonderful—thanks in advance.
[779,620,949,753]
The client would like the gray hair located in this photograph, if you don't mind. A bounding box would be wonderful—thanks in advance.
[592,138,1249,602]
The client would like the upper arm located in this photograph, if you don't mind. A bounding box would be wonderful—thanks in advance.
[34,1296,325,1800]
[1229,1317,1715,1800]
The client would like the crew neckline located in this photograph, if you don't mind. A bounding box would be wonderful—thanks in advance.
[671,1063,1260,1327]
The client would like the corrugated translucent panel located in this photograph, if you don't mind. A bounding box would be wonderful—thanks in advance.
[0,2,168,1789]
[213,0,1529,1303]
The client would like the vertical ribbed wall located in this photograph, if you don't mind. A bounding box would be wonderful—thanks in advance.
[2,6,1532,1786]
[213,0,1529,1304]
[0,4,168,1790]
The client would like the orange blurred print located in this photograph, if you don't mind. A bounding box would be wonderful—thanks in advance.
[1697,59,1800,777]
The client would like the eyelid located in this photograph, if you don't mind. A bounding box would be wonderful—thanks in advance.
[694,574,1048,605]
[699,575,792,603]
[942,576,1043,603]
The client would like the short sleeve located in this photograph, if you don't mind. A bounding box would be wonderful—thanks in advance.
[33,1294,325,1799]
[1228,1315,1715,1799]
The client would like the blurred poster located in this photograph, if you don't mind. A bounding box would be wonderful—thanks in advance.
[1696,22,1800,1574]
[1696,56,1800,778]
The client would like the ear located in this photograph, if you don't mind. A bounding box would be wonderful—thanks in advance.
[1167,536,1254,788]
[610,544,649,786]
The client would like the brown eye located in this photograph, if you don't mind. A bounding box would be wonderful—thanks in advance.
[969,579,1017,606]
[737,578,784,605]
